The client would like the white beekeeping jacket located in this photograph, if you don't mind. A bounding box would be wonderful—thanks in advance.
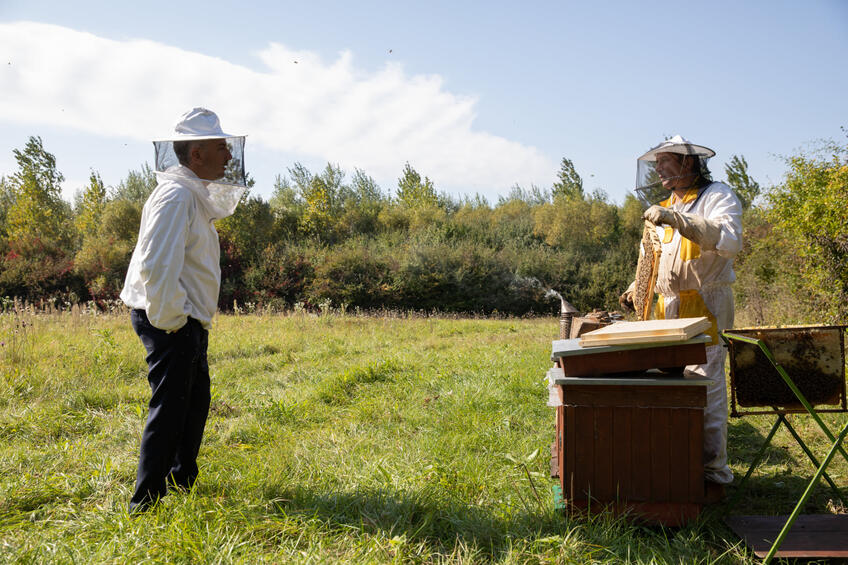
[653,181,743,297]
[120,165,243,331]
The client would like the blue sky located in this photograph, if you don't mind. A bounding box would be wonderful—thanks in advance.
[1,1,846,204]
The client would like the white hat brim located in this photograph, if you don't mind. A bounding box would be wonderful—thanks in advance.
[152,133,245,142]
[638,141,715,162]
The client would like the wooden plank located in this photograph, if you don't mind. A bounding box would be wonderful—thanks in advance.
[580,331,708,347]
[668,408,689,502]
[565,385,706,408]
[631,407,651,501]
[725,515,848,557]
[688,408,704,502]
[650,408,671,502]
[552,333,711,358]
[579,317,711,347]
[593,406,613,501]
[581,317,711,337]
[573,406,594,500]
[612,406,632,500]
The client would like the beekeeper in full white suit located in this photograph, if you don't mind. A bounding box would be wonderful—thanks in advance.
[620,135,743,497]
[120,108,247,513]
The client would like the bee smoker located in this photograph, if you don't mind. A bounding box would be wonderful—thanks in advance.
[559,298,580,339]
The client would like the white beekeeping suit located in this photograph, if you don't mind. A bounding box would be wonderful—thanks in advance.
[119,108,248,514]
[634,135,743,485]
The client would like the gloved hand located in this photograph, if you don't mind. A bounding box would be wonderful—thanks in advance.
[644,206,722,250]
[643,205,676,227]
[618,281,636,313]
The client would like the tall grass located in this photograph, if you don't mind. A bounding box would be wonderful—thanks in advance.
[0,309,845,563]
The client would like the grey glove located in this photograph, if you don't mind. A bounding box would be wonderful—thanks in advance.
[673,212,722,250]
[643,206,721,250]
[643,205,675,227]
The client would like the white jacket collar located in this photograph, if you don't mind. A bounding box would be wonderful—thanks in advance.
[155,165,245,221]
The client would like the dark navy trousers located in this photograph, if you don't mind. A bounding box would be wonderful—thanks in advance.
[129,309,210,512]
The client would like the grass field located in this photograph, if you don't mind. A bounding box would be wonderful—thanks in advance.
[1,309,846,563]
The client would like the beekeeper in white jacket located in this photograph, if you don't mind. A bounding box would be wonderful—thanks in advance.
[120,108,246,513]
[620,135,742,499]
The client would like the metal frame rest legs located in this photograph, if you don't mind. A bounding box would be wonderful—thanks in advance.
[763,420,848,563]
[721,332,848,563]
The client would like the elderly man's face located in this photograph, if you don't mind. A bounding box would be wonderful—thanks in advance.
[190,139,232,181]
[655,152,695,190]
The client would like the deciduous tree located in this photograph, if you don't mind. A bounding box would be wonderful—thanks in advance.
[111,163,157,203]
[767,143,848,321]
[396,162,438,208]
[75,170,107,238]
[0,176,14,239]
[5,136,73,247]
[552,157,583,200]
[724,154,760,211]
[73,198,142,300]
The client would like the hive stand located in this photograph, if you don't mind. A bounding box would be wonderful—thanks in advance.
[721,330,848,563]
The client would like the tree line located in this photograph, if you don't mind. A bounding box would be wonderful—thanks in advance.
[0,135,845,323]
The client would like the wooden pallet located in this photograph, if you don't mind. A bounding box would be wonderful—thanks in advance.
[726,515,848,558]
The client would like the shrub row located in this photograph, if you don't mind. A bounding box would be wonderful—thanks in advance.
[218,236,637,315]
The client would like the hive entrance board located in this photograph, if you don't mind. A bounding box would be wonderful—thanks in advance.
[578,317,712,347]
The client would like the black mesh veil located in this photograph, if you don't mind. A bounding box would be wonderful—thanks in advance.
[153,136,246,187]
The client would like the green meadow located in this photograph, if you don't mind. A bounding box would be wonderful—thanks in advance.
[1,310,846,563]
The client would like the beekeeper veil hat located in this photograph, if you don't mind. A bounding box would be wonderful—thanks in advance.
[153,108,247,218]
[634,135,714,206]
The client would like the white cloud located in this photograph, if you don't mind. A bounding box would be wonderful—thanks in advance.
[0,21,554,196]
